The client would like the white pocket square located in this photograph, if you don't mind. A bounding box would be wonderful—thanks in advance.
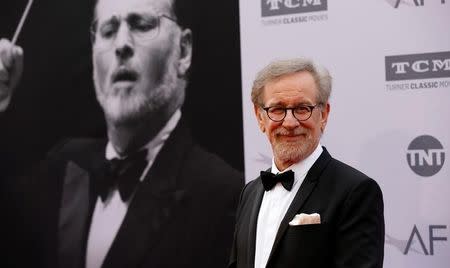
[289,213,321,226]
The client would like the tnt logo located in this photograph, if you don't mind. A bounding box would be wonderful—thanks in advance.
[407,135,445,177]
[262,0,327,17]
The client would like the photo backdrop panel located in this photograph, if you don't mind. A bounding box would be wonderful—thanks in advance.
[240,1,450,267]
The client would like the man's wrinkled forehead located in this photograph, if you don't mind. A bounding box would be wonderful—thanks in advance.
[95,0,173,20]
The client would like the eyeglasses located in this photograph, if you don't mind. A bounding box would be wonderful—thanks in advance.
[90,13,177,51]
[261,104,321,122]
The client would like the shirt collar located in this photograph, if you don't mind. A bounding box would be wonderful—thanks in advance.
[105,109,181,161]
[271,143,323,184]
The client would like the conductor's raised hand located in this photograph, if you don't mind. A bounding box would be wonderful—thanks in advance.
[0,38,24,112]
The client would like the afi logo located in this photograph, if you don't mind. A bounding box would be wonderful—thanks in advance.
[386,225,448,255]
[404,225,447,255]
[406,135,445,177]
[385,0,446,8]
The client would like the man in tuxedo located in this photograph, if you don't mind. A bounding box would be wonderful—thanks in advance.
[229,58,384,268]
[0,0,243,267]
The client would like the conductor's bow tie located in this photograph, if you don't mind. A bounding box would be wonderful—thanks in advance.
[97,150,148,202]
[260,170,294,191]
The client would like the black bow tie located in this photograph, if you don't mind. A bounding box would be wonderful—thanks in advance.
[260,170,295,191]
[97,150,148,202]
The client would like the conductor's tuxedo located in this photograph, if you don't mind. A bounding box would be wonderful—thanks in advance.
[5,120,243,268]
[229,147,384,268]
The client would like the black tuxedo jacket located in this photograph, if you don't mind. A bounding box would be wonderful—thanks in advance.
[5,120,243,268]
[229,148,384,268]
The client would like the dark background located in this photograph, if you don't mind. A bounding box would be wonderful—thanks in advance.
[0,0,244,177]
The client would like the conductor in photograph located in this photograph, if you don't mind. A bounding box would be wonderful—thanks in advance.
[0,0,243,267]
[229,58,384,268]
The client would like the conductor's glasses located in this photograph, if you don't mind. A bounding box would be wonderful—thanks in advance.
[90,12,177,51]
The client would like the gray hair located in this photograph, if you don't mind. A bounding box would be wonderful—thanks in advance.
[251,58,332,105]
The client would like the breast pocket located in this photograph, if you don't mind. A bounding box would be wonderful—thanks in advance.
[269,223,332,268]
[279,223,331,260]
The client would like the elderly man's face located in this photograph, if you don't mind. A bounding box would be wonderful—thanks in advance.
[92,0,191,124]
[254,71,330,169]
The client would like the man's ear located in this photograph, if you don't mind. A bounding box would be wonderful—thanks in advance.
[177,28,192,77]
[320,102,330,133]
[254,104,265,133]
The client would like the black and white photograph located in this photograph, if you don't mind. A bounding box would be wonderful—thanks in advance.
[0,0,244,267]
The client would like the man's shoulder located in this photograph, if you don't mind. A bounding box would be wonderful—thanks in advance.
[47,137,105,157]
[182,144,244,191]
[325,154,381,193]
[45,137,104,160]
[329,157,371,180]
[42,137,106,171]
[236,175,262,204]
[317,147,372,182]
[165,119,243,182]
[187,144,242,176]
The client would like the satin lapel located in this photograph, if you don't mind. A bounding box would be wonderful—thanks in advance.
[247,179,265,268]
[57,161,92,268]
[57,140,105,268]
[266,148,332,265]
[102,121,191,268]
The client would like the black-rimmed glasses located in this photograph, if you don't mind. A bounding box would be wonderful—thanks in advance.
[90,13,177,51]
[261,104,321,122]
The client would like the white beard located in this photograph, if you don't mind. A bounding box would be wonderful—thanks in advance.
[272,128,318,164]
[94,48,183,125]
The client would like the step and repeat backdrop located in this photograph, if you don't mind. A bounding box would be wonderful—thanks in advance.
[239,1,449,267]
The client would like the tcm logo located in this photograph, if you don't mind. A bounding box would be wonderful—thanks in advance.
[262,0,328,17]
[385,51,450,81]
[385,0,447,8]
[407,135,445,177]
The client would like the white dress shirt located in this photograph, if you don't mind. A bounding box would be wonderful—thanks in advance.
[85,110,181,268]
[254,144,323,268]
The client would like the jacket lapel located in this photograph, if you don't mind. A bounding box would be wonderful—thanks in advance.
[247,180,264,268]
[101,121,191,268]
[57,139,106,268]
[266,148,332,265]
[58,161,91,268]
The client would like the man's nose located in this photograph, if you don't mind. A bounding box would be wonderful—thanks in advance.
[282,109,300,128]
[114,24,134,60]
